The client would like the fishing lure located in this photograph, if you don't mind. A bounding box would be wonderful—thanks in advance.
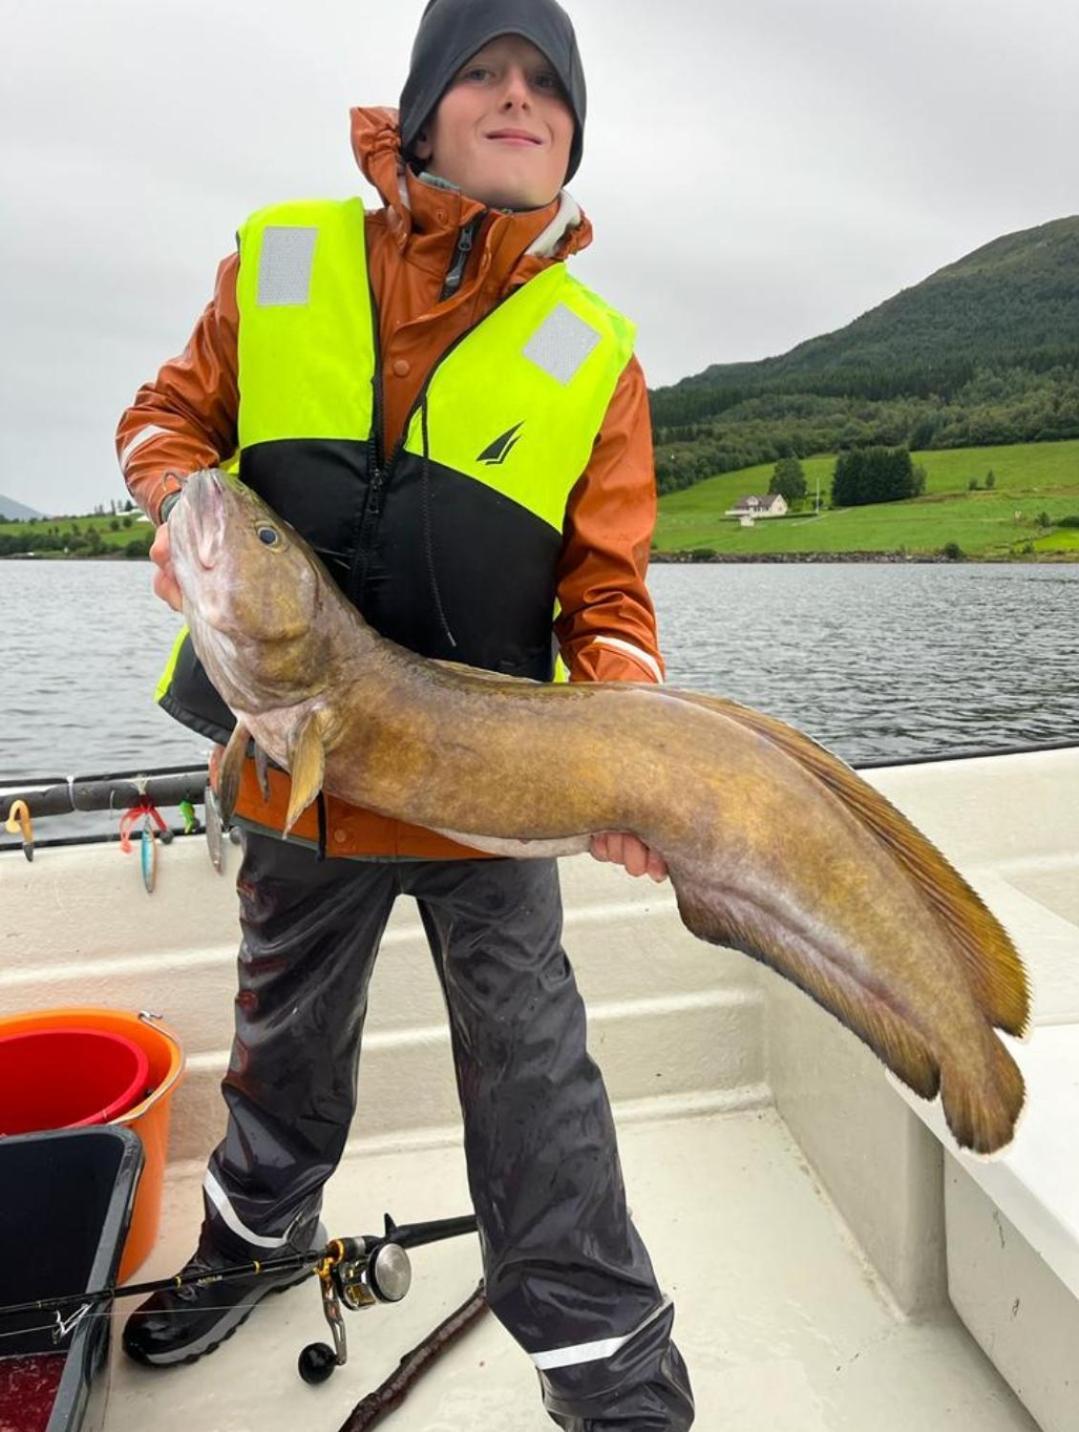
[140,816,157,893]
[204,783,225,872]
[118,800,171,893]
[4,799,34,862]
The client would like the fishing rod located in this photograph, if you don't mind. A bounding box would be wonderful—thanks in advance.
[0,1210,479,1386]
[0,766,208,822]
[5,734,1079,830]
[0,765,233,877]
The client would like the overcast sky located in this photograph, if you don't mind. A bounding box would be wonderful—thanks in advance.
[1,0,1075,515]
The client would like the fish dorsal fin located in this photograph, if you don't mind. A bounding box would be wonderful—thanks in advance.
[678,693,1030,1039]
[417,664,1030,1039]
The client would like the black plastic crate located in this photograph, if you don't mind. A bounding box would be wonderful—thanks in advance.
[0,1126,143,1432]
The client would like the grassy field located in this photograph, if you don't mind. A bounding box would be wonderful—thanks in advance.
[0,512,153,556]
[654,438,1079,558]
[5,439,1079,562]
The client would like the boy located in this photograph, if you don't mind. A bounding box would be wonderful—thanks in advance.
[117,2,693,1426]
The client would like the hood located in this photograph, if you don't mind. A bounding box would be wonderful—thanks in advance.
[349,105,593,289]
[398,0,586,184]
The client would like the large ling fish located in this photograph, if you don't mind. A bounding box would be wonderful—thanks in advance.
[169,469,1031,1156]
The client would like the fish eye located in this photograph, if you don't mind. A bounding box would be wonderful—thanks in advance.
[256,525,280,547]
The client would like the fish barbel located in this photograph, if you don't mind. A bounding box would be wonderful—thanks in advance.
[170,470,1031,1156]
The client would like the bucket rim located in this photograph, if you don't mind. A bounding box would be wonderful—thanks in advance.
[0,1006,186,1120]
[118,1011,186,1121]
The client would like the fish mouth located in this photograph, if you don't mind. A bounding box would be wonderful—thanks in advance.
[185,469,226,570]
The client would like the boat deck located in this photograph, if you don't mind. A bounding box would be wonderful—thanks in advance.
[106,1109,1038,1432]
[6,745,1077,1430]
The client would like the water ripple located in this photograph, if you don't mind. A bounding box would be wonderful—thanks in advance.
[1,562,1076,786]
[649,563,1078,765]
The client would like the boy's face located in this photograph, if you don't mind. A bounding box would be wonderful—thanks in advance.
[412,34,574,210]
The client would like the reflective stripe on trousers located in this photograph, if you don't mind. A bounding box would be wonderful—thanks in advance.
[203,831,694,1428]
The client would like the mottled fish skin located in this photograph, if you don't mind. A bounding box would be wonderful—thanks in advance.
[170,471,1031,1157]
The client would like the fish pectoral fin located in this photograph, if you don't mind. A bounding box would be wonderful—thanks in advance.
[254,743,271,803]
[217,721,251,825]
[284,712,326,834]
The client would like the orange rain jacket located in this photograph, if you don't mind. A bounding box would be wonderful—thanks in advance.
[117,106,665,859]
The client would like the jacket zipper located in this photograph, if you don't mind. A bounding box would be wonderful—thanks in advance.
[439,213,485,302]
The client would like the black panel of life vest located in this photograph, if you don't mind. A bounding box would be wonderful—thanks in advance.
[240,438,372,596]
[160,628,237,745]
[364,453,561,680]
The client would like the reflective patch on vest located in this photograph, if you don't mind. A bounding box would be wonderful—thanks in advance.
[523,303,601,386]
[257,226,317,307]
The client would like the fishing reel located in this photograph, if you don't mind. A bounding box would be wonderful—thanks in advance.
[0,1206,477,1395]
[299,1219,416,1384]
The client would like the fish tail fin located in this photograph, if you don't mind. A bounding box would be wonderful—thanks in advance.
[667,693,1031,1039]
[940,1029,1027,1159]
[679,874,1030,1155]
[674,880,942,1102]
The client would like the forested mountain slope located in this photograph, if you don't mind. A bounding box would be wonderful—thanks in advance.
[651,217,1079,493]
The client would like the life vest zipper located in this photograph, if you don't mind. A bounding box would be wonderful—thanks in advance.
[348,288,386,603]
[346,280,515,605]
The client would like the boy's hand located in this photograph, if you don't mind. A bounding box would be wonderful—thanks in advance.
[150,515,184,612]
[590,832,668,882]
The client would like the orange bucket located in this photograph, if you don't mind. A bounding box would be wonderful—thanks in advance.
[0,1007,185,1281]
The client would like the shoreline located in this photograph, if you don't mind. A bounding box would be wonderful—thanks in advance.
[649,550,1078,564]
[3,550,1077,566]
[0,551,149,562]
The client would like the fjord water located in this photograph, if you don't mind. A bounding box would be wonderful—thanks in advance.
[1,561,1076,788]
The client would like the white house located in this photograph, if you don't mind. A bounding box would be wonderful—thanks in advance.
[724,493,788,519]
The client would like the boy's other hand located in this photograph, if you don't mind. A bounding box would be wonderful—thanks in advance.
[590,831,668,882]
[150,518,184,612]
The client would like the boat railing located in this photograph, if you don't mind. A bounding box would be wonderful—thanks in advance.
[4,739,1077,854]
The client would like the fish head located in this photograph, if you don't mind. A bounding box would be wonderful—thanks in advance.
[169,469,333,711]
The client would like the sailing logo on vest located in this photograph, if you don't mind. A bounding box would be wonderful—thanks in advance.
[477,421,525,466]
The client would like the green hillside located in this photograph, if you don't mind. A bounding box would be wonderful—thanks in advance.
[651,217,1079,494]
[0,512,152,558]
[654,438,1079,560]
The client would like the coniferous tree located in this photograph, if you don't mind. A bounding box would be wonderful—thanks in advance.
[831,446,916,507]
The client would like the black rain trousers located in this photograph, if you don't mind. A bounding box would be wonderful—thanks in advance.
[200,831,694,1429]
